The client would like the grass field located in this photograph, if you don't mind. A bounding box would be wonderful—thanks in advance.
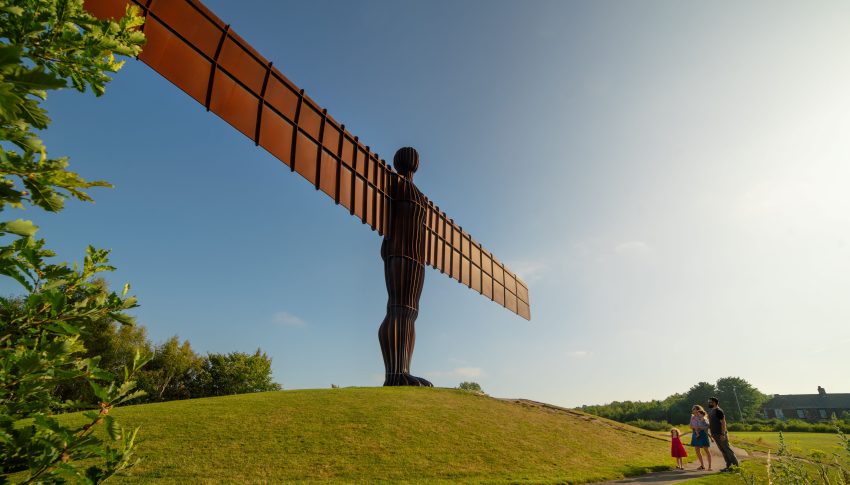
[54,388,674,484]
[732,431,848,457]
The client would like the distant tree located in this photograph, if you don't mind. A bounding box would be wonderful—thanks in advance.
[715,376,769,422]
[580,378,772,428]
[458,381,483,393]
[663,392,691,425]
[685,382,717,412]
[197,350,281,396]
[139,336,204,401]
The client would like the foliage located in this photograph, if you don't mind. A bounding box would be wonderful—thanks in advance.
[625,419,672,432]
[50,280,152,405]
[136,336,203,401]
[195,350,281,397]
[457,381,482,393]
[0,246,149,483]
[729,418,849,433]
[0,0,146,482]
[716,376,769,422]
[580,377,770,427]
[686,382,717,413]
[580,396,676,424]
[58,324,282,402]
[52,317,282,403]
[0,0,144,215]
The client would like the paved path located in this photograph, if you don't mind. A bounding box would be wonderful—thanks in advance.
[593,442,752,484]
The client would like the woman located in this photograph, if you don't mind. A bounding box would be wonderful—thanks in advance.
[690,405,712,470]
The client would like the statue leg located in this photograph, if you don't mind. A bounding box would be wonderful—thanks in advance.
[378,255,432,387]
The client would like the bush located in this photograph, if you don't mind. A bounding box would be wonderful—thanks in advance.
[625,419,672,431]
[458,382,483,393]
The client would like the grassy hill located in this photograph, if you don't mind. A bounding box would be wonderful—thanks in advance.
[62,388,672,484]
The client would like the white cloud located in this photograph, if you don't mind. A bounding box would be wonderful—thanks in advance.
[566,350,591,358]
[271,311,306,327]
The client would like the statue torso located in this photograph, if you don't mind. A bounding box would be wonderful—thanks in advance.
[382,175,427,262]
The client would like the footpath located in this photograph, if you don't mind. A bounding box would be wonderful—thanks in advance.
[593,441,753,484]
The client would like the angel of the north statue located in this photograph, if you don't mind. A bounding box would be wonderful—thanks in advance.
[86,0,531,386]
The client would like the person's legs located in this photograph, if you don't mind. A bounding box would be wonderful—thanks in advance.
[713,434,738,468]
[695,447,704,468]
[704,446,712,470]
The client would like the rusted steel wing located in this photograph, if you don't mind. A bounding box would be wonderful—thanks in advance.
[424,203,531,320]
[85,0,530,320]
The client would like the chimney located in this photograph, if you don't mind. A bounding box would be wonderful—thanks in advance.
[818,386,826,396]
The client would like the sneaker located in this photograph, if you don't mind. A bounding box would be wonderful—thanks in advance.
[720,468,732,472]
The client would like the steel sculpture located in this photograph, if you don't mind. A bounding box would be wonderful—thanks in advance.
[85,0,532,387]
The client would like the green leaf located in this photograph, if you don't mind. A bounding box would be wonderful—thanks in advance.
[7,66,67,91]
[105,415,121,440]
[0,218,38,236]
[18,98,52,129]
[0,82,21,121]
[110,311,135,326]
[89,381,109,402]
[2,5,24,16]
[0,45,22,68]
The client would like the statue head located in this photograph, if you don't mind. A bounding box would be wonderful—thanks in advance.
[393,147,419,178]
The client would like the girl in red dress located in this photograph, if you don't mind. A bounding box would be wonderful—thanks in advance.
[671,428,688,469]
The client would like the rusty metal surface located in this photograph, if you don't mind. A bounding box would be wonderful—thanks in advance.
[378,148,432,386]
[85,0,531,321]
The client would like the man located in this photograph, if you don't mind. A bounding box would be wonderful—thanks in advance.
[707,396,739,471]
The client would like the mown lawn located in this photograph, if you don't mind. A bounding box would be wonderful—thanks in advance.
[55,388,672,484]
[732,431,848,458]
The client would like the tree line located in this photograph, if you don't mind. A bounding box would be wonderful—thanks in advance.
[579,376,769,425]
[48,283,282,405]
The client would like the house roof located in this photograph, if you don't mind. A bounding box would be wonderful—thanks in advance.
[763,393,850,409]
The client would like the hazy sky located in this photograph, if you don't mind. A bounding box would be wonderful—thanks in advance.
[6,0,849,407]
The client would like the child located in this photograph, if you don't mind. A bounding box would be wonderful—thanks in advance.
[671,427,688,469]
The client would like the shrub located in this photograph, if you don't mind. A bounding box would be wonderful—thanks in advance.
[625,419,672,431]
[458,382,483,393]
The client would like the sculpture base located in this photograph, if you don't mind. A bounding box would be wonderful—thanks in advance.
[384,373,433,387]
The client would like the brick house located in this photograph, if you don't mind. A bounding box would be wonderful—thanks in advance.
[762,387,850,422]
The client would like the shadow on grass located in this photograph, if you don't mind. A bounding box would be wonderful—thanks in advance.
[620,464,672,478]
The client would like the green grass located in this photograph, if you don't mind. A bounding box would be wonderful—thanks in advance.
[56,388,674,484]
[680,431,850,484]
[732,431,848,457]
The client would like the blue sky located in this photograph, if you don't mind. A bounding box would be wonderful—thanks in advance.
[5,0,849,407]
